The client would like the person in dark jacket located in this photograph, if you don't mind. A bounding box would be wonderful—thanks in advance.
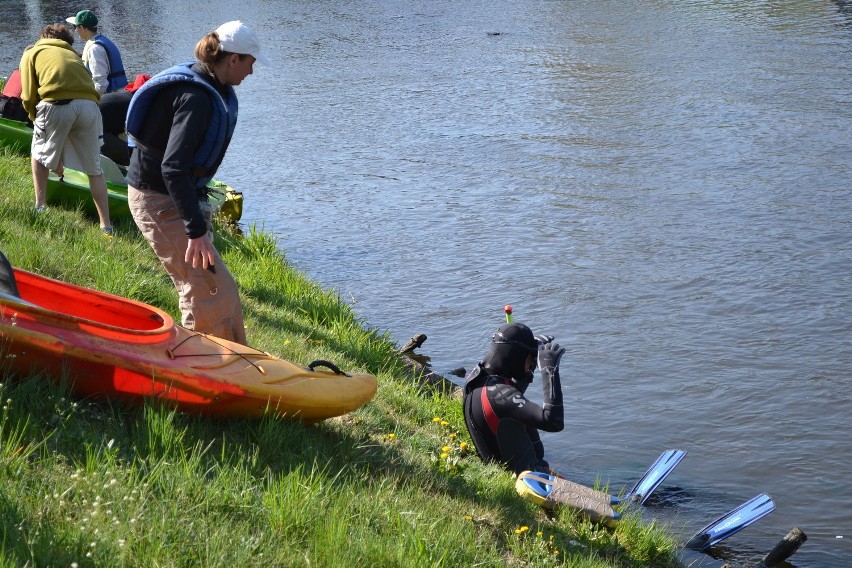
[98,74,150,166]
[463,322,565,474]
[125,21,269,344]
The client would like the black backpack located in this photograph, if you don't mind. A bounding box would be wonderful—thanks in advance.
[0,95,30,124]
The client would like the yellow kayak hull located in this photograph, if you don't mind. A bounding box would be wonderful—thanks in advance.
[0,268,377,422]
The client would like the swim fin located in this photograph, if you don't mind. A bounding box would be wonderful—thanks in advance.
[516,448,686,513]
[517,470,621,506]
[515,471,621,524]
[625,449,687,505]
[685,493,776,551]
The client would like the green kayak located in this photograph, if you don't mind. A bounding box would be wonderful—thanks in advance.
[0,117,243,223]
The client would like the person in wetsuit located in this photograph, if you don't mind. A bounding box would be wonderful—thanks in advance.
[463,322,565,474]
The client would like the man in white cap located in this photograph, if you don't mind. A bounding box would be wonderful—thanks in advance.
[124,22,269,345]
[66,9,128,93]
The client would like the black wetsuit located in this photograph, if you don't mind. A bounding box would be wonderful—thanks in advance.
[463,364,564,474]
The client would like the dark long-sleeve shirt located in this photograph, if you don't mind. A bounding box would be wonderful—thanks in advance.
[125,65,229,239]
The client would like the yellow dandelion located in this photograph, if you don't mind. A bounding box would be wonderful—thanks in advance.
[459,442,469,451]
[514,525,529,534]
[440,452,449,459]
[441,445,451,453]
[464,515,473,521]
[440,420,449,427]
[449,433,457,439]
[387,433,396,440]
[432,417,441,423]
[536,531,543,537]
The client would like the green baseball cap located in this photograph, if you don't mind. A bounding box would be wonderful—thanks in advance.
[65,10,98,29]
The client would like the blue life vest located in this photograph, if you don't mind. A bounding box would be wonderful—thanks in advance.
[90,35,128,92]
[126,63,238,189]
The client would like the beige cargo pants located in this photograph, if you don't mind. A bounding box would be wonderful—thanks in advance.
[128,186,247,345]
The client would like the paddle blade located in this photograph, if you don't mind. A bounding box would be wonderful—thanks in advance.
[685,493,775,551]
[99,154,127,184]
[627,449,687,505]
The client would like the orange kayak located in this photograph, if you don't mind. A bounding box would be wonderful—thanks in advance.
[0,268,377,422]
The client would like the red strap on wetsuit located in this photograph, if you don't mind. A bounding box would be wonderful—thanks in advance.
[481,386,500,434]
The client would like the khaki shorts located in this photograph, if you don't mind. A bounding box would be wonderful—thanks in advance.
[31,99,103,175]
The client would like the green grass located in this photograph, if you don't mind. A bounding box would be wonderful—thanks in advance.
[0,147,683,567]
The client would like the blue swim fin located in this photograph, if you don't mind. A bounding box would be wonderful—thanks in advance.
[685,493,776,551]
[625,449,687,505]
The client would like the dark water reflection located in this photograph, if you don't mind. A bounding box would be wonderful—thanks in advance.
[3,1,851,565]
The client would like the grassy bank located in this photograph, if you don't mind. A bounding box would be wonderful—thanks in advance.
[0,148,682,567]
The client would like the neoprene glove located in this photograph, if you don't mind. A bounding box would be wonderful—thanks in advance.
[538,342,564,431]
[534,334,554,346]
[538,341,565,370]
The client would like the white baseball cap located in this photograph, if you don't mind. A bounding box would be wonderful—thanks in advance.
[214,21,271,66]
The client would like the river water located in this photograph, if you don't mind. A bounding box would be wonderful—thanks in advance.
[3,1,851,566]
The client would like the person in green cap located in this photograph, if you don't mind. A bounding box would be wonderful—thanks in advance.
[66,9,127,94]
